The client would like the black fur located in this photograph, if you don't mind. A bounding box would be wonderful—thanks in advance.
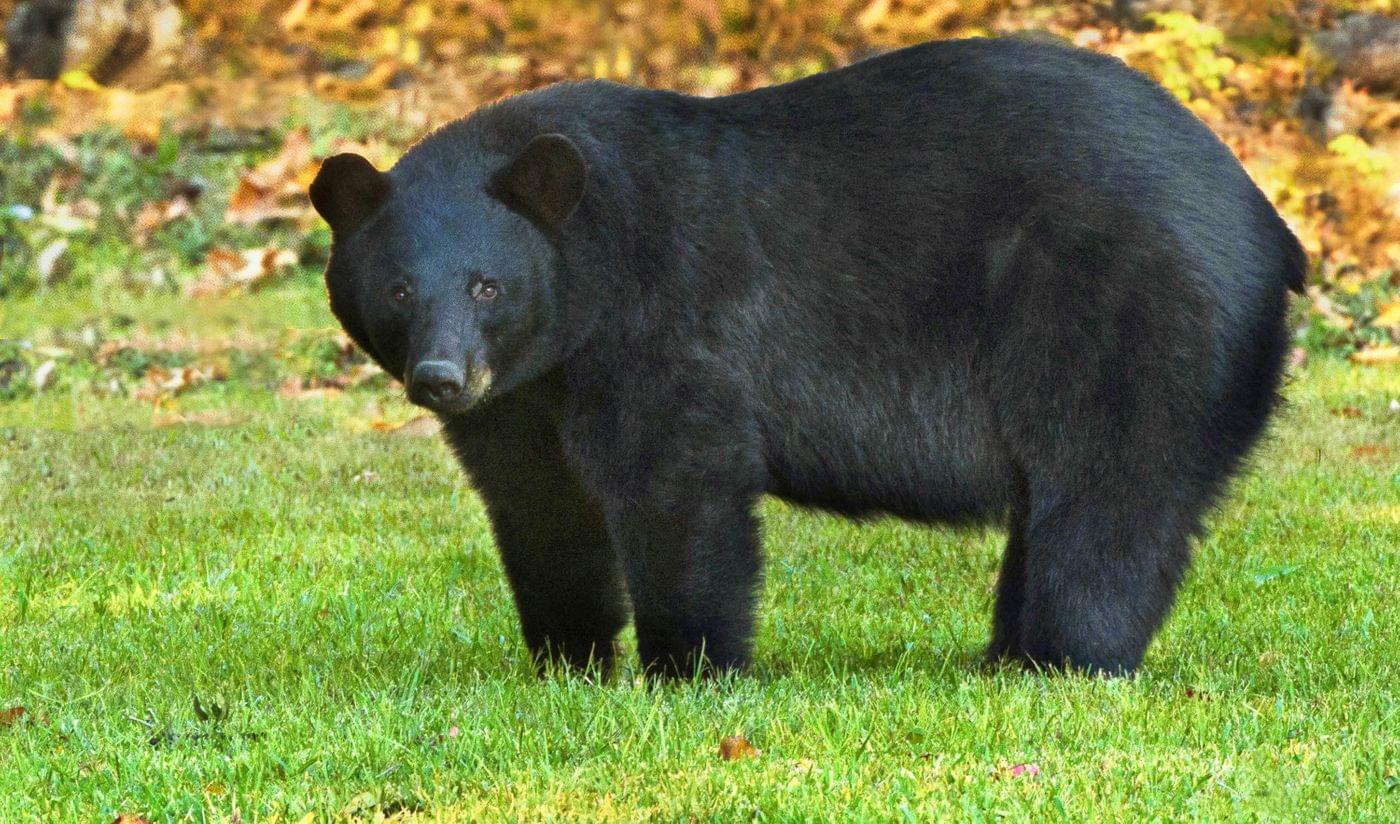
[310,38,1304,678]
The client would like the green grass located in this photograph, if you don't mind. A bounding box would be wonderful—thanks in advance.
[2,285,1398,821]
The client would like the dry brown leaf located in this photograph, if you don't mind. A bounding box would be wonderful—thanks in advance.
[188,247,297,298]
[134,196,193,244]
[1350,444,1394,462]
[224,128,315,225]
[278,378,343,400]
[152,410,242,428]
[719,734,759,761]
[391,415,441,437]
[134,366,212,402]
[314,61,402,102]
[0,706,27,728]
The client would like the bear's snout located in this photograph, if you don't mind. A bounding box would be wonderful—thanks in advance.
[409,360,467,409]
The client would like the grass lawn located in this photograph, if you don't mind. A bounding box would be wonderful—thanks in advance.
[1,283,1398,821]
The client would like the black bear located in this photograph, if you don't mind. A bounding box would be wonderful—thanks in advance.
[309,38,1303,678]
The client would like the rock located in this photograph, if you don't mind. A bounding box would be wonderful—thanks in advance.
[4,0,186,84]
[1314,13,1400,92]
[4,0,74,79]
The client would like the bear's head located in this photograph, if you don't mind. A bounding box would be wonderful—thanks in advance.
[309,133,588,414]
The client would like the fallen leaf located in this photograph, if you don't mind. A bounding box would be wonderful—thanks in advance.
[0,706,27,727]
[188,247,297,297]
[36,238,71,284]
[31,360,57,391]
[278,378,343,400]
[719,734,759,761]
[134,366,211,402]
[134,196,193,244]
[389,415,440,437]
[280,0,314,29]
[59,70,103,91]
[1351,345,1400,365]
[1331,406,1364,419]
[151,410,242,428]
[224,128,315,225]
[0,86,17,123]
[856,0,890,31]
[1350,444,1393,461]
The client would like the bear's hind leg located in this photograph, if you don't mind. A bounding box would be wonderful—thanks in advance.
[988,509,1029,662]
[1014,489,1197,675]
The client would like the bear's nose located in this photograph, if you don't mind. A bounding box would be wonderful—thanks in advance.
[411,360,465,405]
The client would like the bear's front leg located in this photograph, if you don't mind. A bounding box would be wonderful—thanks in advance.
[564,354,767,678]
[442,397,628,676]
[604,489,762,678]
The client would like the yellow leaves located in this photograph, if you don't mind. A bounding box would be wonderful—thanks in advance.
[381,27,424,64]
[1326,134,1394,181]
[0,86,18,124]
[856,0,892,32]
[279,0,314,30]
[314,61,402,102]
[58,70,103,92]
[1375,301,1400,328]
[405,2,434,33]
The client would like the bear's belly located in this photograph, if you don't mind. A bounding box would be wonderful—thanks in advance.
[755,368,1015,525]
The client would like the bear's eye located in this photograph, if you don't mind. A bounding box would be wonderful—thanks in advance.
[390,283,412,304]
[470,278,500,302]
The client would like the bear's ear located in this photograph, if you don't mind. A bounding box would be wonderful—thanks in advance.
[487,133,585,229]
[309,153,391,235]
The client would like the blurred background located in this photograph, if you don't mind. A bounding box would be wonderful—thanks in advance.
[1,0,1397,409]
